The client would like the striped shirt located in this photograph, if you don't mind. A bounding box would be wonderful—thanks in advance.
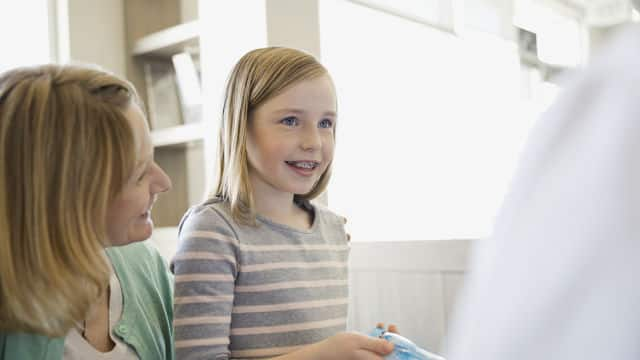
[172,198,350,359]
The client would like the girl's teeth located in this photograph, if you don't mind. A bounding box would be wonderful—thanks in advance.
[288,161,316,169]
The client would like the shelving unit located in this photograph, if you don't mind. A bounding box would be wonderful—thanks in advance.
[150,122,206,147]
[124,0,211,229]
[132,21,200,58]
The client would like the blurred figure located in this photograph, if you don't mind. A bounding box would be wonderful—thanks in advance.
[446,22,640,360]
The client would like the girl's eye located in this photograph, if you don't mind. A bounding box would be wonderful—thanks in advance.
[280,116,298,127]
[319,119,333,129]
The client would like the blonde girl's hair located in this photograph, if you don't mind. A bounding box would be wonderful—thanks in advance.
[0,64,138,337]
[214,47,334,224]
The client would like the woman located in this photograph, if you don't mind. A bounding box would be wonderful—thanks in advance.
[0,64,174,359]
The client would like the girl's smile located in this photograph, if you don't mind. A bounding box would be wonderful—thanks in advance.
[285,160,321,177]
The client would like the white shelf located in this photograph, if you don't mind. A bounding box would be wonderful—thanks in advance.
[133,21,200,57]
[151,122,206,147]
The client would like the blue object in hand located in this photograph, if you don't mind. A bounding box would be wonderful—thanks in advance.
[368,325,446,360]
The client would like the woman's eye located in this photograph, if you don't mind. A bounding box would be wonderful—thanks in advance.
[280,116,298,127]
[319,119,333,129]
[137,170,148,183]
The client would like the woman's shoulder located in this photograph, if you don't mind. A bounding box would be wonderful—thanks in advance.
[0,332,64,360]
[106,242,170,285]
[107,241,163,266]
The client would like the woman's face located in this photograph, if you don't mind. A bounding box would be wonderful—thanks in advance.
[105,103,172,246]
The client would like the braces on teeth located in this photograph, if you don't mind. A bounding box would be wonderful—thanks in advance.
[287,161,317,169]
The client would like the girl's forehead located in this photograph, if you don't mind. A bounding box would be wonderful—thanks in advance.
[259,75,336,111]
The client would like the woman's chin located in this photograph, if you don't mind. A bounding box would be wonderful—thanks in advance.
[131,220,154,242]
[108,221,154,246]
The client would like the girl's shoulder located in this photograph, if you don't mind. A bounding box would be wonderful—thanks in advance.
[178,197,239,240]
[309,200,347,227]
[309,201,350,243]
[185,197,230,219]
[180,197,232,226]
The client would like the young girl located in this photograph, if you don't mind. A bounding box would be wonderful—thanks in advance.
[172,47,392,359]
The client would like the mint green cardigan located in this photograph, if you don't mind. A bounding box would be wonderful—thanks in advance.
[0,241,175,360]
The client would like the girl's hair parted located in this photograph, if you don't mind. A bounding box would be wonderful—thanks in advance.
[0,64,139,337]
[214,47,335,224]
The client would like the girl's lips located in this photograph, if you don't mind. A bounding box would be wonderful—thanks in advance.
[286,162,315,177]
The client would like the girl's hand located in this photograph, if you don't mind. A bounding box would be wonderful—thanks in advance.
[303,332,394,360]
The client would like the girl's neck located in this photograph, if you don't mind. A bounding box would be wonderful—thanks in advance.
[251,187,311,230]
[254,192,301,221]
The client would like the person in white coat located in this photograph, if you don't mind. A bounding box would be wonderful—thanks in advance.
[445,18,640,360]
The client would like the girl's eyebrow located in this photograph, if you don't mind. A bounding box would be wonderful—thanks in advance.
[273,108,337,117]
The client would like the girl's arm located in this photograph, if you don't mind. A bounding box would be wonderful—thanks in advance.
[172,206,239,360]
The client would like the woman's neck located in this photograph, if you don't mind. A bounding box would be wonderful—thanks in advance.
[83,288,114,352]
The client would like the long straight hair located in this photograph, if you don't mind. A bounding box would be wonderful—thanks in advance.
[0,64,137,337]
[214,47,334,224]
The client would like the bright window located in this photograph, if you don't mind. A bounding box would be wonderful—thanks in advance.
[0,0,52,73]
[320,0,565,241]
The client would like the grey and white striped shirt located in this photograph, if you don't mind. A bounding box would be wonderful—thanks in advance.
[172,198,350,359]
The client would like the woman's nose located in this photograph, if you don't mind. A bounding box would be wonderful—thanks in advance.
[151,163,172,194]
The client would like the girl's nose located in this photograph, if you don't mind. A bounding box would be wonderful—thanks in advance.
[301,127,322,151]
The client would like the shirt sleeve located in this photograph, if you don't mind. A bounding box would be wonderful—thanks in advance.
[172,205,239,360]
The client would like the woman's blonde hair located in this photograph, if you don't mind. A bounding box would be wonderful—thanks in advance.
[0,64,138,337]
[214,47,334,224]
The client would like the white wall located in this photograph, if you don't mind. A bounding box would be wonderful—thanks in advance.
[347,240,471,353]
[265,0,321,58]
[56,0,127,77]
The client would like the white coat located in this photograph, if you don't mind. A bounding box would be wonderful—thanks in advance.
[446,24,640,360]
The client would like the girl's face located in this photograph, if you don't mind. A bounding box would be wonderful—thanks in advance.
[247,74,336,200]
[105,104,172,246]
